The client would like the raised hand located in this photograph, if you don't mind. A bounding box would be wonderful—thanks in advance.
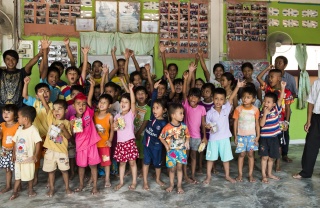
[145,63,151,72]
[111,46,117,54]
[24,76,31,84]
[159,43,166,53]
[88,77,95,86]
[102,64,109,74]
[128,83,134,91]
[183,70,189,80]
[81,46,90,54]
[263,106,270,115]
[63,37,70,45]
[40,36,51,49]
[188,62,196,72]
[164,69,170,80]
[154,79,161,89]
[236,79,246,88]
[281,81,287,89]
[124,48,130,59]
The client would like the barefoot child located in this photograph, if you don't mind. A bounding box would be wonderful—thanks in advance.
[259,81,286,183]
[40,98,73,197]
[142,81,168,190]
[0,105,19,194]
[203,80,245,184]
[233,87,260,182]
[71,80,101,195]
[10,106,42,200]
[93,94,114,188]
[159,103,190,194]
[113,83,139,190]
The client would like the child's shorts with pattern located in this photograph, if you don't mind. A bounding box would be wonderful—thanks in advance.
[235,135,258,153]
[166,149,187,168]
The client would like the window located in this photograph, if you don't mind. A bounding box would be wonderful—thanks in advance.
[272,45,320,75]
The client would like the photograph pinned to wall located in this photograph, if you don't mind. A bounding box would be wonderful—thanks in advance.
[159,1,168,13]
[24,16,34,24]
[143,2,159,10]
[49,18,59,25]
[76,18,95,31]
[60,5,69,11]
[36,17,46,24]
[143,13,159,20]
[81,0,92,7]
[36,4,46,10]
[95,1,117,32]
[141,20,159,33]
[81,10,93,18]
[60,18,69,25]
[65,0,80,4]
[118,1,140,33]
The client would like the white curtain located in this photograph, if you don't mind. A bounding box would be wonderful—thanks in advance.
[80,32,157,56]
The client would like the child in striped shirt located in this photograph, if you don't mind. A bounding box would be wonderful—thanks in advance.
[259,81,286,184]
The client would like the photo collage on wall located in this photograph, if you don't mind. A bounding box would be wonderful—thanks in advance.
[159,0,209,58]
[227,3,267,42]
[24,0,81,26]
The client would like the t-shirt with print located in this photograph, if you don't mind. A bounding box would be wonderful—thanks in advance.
[134,104,151,137]
[59,77,85,106]
[40,78,62,102]
[43,110,71,154]
[233,105,259,136]
[1,122,19,149]
[159,122,190,150]
[114,110,136,143]
[70,107,101,152]
[206,101,232,141]
[12,125,42,163]
[94,112,111,148]
[23,97,53,138]
[182,99,206,139]
[143,118,167,150]
[262,83,294,121]
[260,104,282,138]
[0,68,30,108]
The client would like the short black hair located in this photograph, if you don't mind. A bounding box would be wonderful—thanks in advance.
[134,86,148,96]
[241,86,257,98]
[120,93,131,103]
[153,98,167,111]
[35,83,50,93]
[168,103,183,122]
[159,79,168,89]
[222,72,236,90]
[264,92,278,103]
[2,104,18,120]
[53,99,68,110]
[275,56,288,65]
[238,82,257,100]
[213,63,225,73]
[70,85,84,94]
[3,50,19,62]
[188,87,202,99]
[269,69,282,76]
[130,71,142,83]
[65,66,80,75]
[213,87,226,97]
[195,78,205,85]
[241,62,253,71]
[104,82,118,92]
[117,58,125,64]
[50,61,64,70]
[201,83,215,94]
[79,62,91,69]
[19,106,37,123]
[173,78,183,85]
[47,66,60,77]
[92,60,103,67]
[99,93,113,104]
[168,63,178,72]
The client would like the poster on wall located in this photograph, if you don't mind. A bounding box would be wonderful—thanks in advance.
[159,0,209,58]
[220,61,269,80]
[95,1,118,32]
[118,2,141,33]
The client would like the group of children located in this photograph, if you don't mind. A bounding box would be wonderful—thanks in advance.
[0,38,297,200]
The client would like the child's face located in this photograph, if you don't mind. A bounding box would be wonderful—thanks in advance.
[53,104,66,120]
[145,81,151,92]
[94,88,101,100]
[17,111,27,126]
[71,90,80,99]
[141,67,148,80]
[92,62,102,77]
[214,67,224,80]
[4,55,17,70]
[152,103,165,119]
[220,76,231,88]
[263,97,276,110]
[202,87,212,100]
[47,71,59,87]
[268,72,281,87]
[275,58,286,71]
[98,98,111,111]
[133,74,142,87]
[66,70,79,85]
[74,99,87,115]
[171,108,184,122]
[168,66,178,80]
[188,95,200,108]
[157,84,167,98]
[105,86,116,100]
[213,93,226,109]
[118,60,125,74]
[241,92,255,106]
[36,87,51,102]
[174,82,182,93]
[195,80,203,89]
[242,67,253,80]
[135,90,147,105]
[120,97,130,112]
[2,110,15,122]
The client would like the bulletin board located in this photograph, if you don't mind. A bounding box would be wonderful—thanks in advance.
[159,0,209,58]
[23,0,81,37]
[226,2,267,60]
